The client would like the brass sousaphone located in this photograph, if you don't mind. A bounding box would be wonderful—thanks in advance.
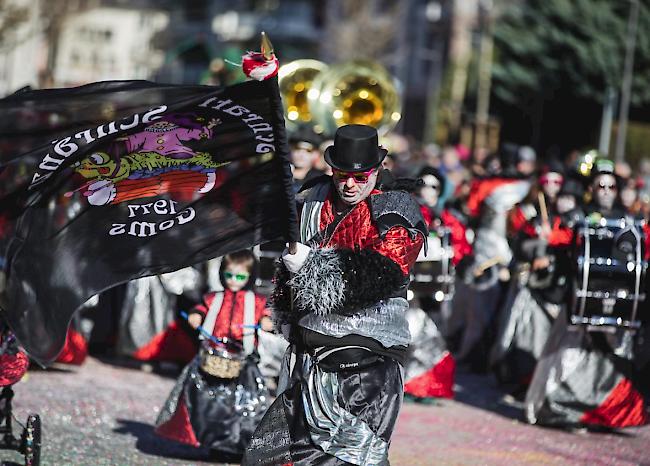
[279,59,402,136]
[278,59,328,131]
[309,60,402,136]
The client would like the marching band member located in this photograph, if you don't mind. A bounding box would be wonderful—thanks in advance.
[451,144,533,371]
[401,167,465,401]
[525,160,648,428]
[490,166,579,393]
[155,250,272,460]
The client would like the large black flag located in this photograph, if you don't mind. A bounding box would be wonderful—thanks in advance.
[0,78,296,364]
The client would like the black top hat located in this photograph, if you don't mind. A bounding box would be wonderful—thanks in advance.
[324,124,388,172]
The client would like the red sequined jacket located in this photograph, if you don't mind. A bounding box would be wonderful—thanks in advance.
[271,182,427,324]
[192,289,268,342]
[318,189,424,275]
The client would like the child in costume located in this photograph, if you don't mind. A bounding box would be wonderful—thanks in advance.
[155,250,273,460]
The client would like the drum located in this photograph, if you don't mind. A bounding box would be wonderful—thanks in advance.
[199,341,245,379]
[571,216,647,330]
[411,226,455,302]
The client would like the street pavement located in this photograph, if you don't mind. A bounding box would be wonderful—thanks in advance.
[2,358,649,466]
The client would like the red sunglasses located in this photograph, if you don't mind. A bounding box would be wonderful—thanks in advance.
[540,175,563,186]
[333,168,376,184]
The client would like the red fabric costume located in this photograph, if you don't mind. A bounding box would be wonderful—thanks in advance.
[319,189,423,275]
[192,289,269,340]
[55,327,88,365]
[420,206,472,265]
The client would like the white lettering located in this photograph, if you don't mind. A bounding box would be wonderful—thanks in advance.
[198,97,218,108]
[108,223,126,235]
[222,105,249,117]
[213,99,232,110]
[97,122,118,138]
[30,172,50,186]
[256,143,275,153]
[128,221,157,237]
[139,203,153,214]
[74,129,96,144]
[142,105,167,123]
[242,113,263,123]
[38,154,65,171]
[127,204,140,218]
[255,134,274,143]
[153,199,168,215]
[169,199,178,214]
[158,219,174,231]
[53,137,79,157]
[176,207,195,225]
[249,122,272,133]
[119,114,139,130]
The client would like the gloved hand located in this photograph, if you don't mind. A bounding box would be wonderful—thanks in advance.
[281,242,311,273]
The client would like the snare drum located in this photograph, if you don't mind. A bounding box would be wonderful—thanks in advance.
[571,216,647,330]
[411,226,455,302]
[199,342,245,379]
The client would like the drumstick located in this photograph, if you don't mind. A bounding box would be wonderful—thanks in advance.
[473,256,505,277]
[180,310,241,348]
[538,192,550,229]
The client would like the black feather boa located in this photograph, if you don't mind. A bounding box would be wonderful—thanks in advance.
[337,248,407,312]
[269,248,407,328]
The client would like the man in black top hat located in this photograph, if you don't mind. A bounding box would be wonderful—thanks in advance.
[244,125,427,466]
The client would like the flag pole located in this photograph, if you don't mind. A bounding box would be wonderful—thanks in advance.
[259,32,298,253]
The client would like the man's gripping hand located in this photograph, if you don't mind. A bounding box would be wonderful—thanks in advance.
[281,243,311,273]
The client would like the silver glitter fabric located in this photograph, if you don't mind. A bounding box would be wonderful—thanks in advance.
[116,275,174,355]
[298,297,412,348]
[256,329,289,380]
[404,305,448,381]
[301,354,391,466]
[368,190,428,241]
[156,355,270,450]
[525,308,636,426]
[156,359,193,426]
[490,284,556,373]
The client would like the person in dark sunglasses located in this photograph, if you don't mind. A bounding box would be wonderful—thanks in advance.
[525,158,650,429]
[245,125,427,466]
[587,159,624,217]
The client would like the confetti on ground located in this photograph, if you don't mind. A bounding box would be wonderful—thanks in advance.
[2,358,648,465]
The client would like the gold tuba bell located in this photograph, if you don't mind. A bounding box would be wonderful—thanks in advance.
[309,60,401,136]
[278,59,328,131]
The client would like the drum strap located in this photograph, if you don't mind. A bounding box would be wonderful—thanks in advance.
[201,292,224,339]
[243,291,256,355]
[201,291,256,355]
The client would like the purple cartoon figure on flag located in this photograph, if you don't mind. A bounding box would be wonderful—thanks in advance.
[69,114,227,205]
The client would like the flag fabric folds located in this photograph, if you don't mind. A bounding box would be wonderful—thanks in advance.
[0,79,296,364]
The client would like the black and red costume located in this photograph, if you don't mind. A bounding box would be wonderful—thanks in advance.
[155,288,270,456]
[244,176,426,466]
[449,174,531,369]
[490,194,575,389]
[401,204,469,400]
[525,199,649,428]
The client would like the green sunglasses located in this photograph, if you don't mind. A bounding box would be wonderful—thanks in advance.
[224,271,250,282]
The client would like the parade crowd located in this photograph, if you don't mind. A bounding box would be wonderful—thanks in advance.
[2,122,650,465]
